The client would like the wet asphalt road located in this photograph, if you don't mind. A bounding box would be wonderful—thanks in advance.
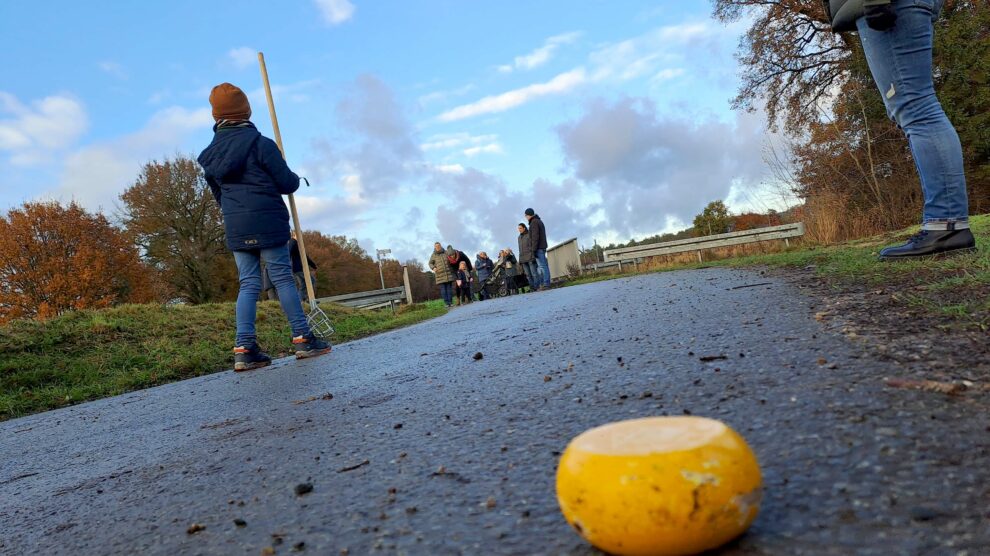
[2,268,988,556]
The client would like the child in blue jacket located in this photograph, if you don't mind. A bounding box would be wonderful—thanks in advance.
[197,83,330,371]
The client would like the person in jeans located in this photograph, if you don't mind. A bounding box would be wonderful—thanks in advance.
[517,223,539,292]
[429,242,456,307]
[197,83,331,371]
[848,0,976,259]
[525,208,552,287]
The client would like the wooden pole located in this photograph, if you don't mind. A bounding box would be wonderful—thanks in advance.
[257,52,317,307]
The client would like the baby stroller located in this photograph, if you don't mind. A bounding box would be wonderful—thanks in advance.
[481,256,530,298]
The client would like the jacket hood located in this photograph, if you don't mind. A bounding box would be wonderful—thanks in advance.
[198,125,261,181]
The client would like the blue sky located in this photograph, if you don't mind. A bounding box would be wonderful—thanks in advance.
[0,0,788,262]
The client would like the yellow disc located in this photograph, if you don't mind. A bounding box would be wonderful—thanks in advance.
[556,416,762,556]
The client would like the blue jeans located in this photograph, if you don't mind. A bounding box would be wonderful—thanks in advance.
[534,249,551,287]
[521,260,539,290]
[438,282,454,306]
[857,0,968,230]
[233,246,311,347]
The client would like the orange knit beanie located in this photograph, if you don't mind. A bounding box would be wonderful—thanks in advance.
[209,83,252,121]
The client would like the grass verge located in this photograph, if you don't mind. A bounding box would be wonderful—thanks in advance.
[566,215,990,328]
[0,300,446,421]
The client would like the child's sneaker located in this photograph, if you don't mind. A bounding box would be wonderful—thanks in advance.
[233,344,272,372]
[293,334,332,359]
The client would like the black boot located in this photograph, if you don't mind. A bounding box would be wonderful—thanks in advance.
[234,344,272,372]
[879,228,976,261]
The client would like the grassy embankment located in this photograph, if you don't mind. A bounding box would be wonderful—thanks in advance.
[0,300,446,421]
[567,215,990,328]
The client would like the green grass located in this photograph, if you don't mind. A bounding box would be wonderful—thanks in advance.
[567,215,990,327]
[0,300,446,421]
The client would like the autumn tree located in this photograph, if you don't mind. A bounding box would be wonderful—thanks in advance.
[693,201,732,236]
[301,231,381,297]
[119,157,237,304]
[0,201,155,323]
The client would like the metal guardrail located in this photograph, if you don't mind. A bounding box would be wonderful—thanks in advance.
[597,222,805,267]
[317,286,407,310]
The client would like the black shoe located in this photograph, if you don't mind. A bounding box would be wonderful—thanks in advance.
[293,334,332,359]
[879,229,976,261]
[233,344,272,372]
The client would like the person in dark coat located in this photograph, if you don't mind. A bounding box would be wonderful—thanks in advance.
[525,208,551,288]
[454,261,473,305]
[197,82,330,371]
[475,252,494,300]
[498,249,520,295]
[517,223,538,292]
[444,246,473,305]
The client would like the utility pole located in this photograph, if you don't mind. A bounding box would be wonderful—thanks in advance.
[377,248,394,314]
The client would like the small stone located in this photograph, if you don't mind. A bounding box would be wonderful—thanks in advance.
[187,523,206,535]
[292,541,306,552]
[485,497,497,509]
[234,518,247,527]
[473,352,484,360]
[543,375,552,382]
[909,506,940,521]
[294,483,314,496]
[393,423,403,429]
[261,548,276,556]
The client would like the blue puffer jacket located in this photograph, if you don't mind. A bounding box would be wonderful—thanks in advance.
[197,123,300,251]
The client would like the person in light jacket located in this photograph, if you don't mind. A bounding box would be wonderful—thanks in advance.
[428,242,456,308]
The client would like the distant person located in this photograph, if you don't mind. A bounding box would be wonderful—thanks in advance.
[475,252,494,300]
[197,82,330,371]
[262,232,318,302]
[428,242,456,308]
[525,208,551,288]
[455,261,473,305]
[499,248,519,295]
[445,246,473,305]
[517,223,538,292]
[828,0,975,259]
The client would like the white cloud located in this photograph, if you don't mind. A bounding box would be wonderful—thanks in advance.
[652,68,686,83]
[589,22,719,83]
[417,83,476,107]
[463,143,503,157]
[434,163,465,174]
[98,61,127,80]
[313,0,355,25]
[0,92,87,166]
[438,68,587,122]
[55,106,212,211]
[227,47,256,69]
[500,31,582,73]
[421,132,497,151]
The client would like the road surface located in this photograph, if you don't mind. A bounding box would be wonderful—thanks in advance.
[2,268,988,555]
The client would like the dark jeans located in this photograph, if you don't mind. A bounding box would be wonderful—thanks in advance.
[439,282,454,306]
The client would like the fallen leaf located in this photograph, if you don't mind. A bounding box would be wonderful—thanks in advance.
[187,523,206,535]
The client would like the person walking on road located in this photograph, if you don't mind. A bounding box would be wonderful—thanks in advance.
[475,252,494,300]
[525,208,552,288]
[197,82,331,371]
[826,0,976,259]
[429,242,456,308]
[517,223,539,293]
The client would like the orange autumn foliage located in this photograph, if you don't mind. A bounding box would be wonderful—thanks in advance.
[0,201,156,323]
